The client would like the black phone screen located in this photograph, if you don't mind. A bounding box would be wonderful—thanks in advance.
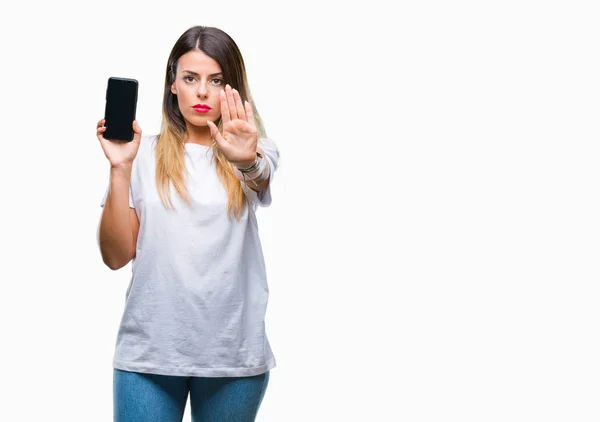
[103,77,138,142]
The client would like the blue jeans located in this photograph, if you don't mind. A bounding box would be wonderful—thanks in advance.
[113,368,270,422]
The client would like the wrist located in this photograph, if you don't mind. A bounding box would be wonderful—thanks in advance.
[235,157,257,170]
[234,152,270,188]
[234,152,261,170]
[111,163,133,172]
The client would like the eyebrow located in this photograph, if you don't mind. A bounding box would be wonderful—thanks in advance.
[182,70,223,77]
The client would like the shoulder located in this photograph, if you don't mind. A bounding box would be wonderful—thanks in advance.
[130,135,158,169]
[140,134,159,146]
[137,134,159,154]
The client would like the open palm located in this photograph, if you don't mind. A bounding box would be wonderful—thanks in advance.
[207,84,258,168]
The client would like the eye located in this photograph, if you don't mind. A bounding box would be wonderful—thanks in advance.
[212,78,224,85]
[184,76,195,83]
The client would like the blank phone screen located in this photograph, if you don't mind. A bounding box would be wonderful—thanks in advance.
[104,77,138,142]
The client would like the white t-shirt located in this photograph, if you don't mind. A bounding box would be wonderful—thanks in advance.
[100,134,278,377]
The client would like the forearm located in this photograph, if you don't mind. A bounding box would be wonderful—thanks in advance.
[98,165,135,270]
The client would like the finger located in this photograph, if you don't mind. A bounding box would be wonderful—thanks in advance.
[97,126,108,143]
[97,127,107,140]
[132,120,142,143]
[232,89,246,121]
[97,118,106,128]
[207,121,226,146]
[132,120,142,134]
[226,84,238,120]
[220,89,230,123]
[244,100,256,128]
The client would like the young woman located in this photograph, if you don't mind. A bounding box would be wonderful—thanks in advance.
[97,25,279,422]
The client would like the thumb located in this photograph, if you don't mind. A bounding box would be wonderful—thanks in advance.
[132,120,142,142]
[207,121,223,143]
[207,120,216,136]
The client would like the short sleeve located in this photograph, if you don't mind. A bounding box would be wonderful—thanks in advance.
[241,137,280,208]
[100,182,135,208]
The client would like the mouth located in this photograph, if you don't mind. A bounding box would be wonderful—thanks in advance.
[192,104,211,112]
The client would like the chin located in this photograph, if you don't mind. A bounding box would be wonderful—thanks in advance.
[185,113,208,124]
[189,122,209,128]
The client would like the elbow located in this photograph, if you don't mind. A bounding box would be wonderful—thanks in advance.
[103,256,126,271]
[97,229,135,271]
[100,247,134,271]
[107,261,123,271]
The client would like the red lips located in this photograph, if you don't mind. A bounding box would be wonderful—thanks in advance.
[193,104,211,110]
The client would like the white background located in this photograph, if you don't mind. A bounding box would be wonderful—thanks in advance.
[0,0,598,421]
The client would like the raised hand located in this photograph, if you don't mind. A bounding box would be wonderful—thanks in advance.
[206,84,258,168]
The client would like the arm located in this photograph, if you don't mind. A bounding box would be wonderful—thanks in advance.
[205,86,276,194]
[236,138,280,207]
[98,165,139,270]
[245,146,270,192]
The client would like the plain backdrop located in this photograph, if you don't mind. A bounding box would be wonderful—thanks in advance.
[0,0,599,421]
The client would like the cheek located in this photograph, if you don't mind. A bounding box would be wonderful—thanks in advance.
[176,86,195,110]
[216,92,225,113]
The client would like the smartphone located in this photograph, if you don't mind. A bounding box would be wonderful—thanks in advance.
[103,77,138,142]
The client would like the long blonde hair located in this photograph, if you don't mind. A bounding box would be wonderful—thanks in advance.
[155,26,268,221]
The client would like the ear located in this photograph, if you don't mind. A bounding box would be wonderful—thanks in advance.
[171,82,177,95]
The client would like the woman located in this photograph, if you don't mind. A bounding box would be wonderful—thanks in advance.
[97,25,279,422]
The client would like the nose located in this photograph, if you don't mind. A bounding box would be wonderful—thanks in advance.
[197,82,209,99]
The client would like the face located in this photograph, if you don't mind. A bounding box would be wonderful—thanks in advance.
[170,50,225,126]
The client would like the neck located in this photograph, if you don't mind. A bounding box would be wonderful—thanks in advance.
[184,123,212,146]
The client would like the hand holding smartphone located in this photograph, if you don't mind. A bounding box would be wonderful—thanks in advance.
[97,77,142,169]
[103,77,138,142]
